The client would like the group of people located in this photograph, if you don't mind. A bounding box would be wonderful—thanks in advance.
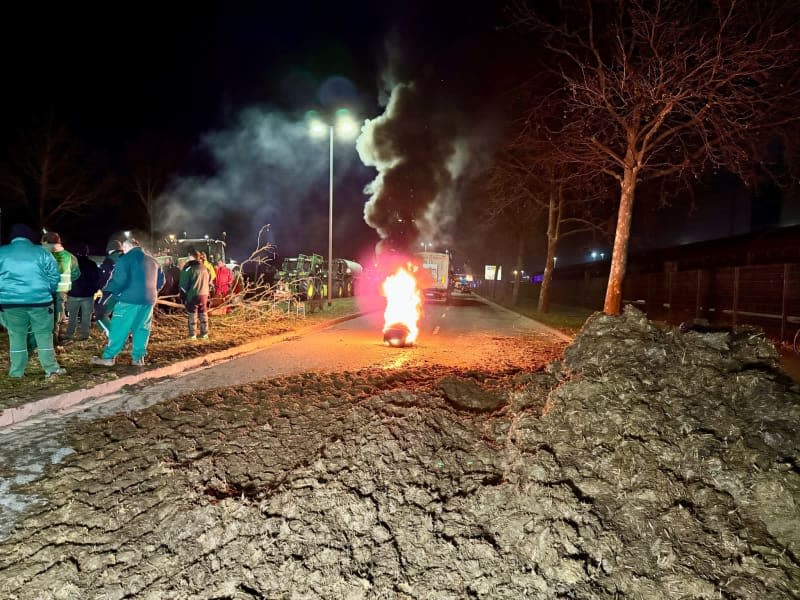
[0,224,235,378]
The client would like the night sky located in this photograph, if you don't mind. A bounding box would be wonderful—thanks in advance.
[0,1,525,266]
[1,2,796,271]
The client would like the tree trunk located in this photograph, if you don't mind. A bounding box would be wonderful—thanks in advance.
[603,167,637,314]
[538,188,562,313]
[511,232,524,306]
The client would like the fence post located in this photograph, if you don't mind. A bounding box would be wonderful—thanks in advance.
[695,269,702,320]
[732,267,740,327]
[667,271,673,322]
[781,263,790,344]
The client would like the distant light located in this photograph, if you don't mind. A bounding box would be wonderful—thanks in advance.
[591,251,598,259]
[334,109,359,140]
[309,118,328,139]
[124,230,131,238]
[168,234,175,241]
[204,234,209,240]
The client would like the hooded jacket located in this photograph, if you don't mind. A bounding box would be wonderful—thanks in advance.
[0,238,60,307]
[105,246,165,305]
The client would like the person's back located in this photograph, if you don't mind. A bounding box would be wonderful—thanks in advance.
[0,238,59,306]
[107,246,164,305]
[70,255,101,299]
[180,259,210,301]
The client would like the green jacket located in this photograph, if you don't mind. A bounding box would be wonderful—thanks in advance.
[179,260,210,302]
[51,248,80,293]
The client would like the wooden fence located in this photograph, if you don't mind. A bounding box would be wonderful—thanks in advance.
[481,262,800,344]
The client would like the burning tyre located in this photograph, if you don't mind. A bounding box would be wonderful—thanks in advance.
[381,266,422,348]
[383,323,412,347]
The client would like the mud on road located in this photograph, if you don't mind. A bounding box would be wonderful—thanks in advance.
[1,307,799,599]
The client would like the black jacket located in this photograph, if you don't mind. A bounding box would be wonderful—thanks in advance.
[68,255,102,298]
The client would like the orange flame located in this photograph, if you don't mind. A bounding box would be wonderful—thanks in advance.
[382,266,422,345]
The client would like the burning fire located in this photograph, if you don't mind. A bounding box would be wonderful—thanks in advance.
[382,266,422,347]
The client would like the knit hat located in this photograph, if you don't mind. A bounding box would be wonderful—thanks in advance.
[43,231,61,245]
[9,224,39,242]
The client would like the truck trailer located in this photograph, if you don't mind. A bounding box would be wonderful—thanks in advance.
[416,251,452,303]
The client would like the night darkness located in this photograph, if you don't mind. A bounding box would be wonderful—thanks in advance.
[0,2,797,269]
[0,1,524,265]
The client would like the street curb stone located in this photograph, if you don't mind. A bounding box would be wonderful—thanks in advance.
[0,312,366,429]
[476,295,575,343]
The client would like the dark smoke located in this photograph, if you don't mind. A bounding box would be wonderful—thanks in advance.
[157,107,362,260]
[357,82,471,255]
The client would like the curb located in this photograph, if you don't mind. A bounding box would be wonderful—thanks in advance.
[475,295,575,343]
[0,312,367,428]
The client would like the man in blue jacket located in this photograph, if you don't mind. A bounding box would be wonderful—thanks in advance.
[91,237,164,367]
[0,223,65,378]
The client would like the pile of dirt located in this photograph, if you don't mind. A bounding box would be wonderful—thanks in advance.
[1,307,798,599]
[510,305,800,597]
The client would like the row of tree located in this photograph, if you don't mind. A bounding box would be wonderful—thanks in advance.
[484,0,800,315]
[0,113,185,245]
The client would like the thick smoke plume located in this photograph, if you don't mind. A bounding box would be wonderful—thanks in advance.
[157,107,361,260]
[356,82,471,255]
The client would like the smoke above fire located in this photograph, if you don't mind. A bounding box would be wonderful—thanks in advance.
[156,106,367,260]
[356,82,472,255]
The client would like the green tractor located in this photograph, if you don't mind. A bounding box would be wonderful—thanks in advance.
[276,253,328,310]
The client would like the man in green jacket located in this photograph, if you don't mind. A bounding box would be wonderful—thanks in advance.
[0,224,65,378]
[42,231,80,342]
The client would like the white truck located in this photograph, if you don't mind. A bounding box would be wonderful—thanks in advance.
[416,251,452,303]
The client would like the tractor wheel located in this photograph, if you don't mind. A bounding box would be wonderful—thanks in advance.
[346,281,354,297]
[336,283,344,298]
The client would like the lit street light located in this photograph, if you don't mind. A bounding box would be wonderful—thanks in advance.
[308,109,359,305]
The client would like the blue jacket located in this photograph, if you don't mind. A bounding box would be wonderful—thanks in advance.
[105,246,165,305]
[0,238,60,307]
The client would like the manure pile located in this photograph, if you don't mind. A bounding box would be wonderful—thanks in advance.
[0,307,798,599]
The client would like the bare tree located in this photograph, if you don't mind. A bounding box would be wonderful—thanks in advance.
[486,125,607,311]
[513,0,800,314]
[0,113,111,230]
[126,134,187,242]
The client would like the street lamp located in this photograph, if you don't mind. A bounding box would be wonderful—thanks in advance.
[553,256,558,268]
[308,108,359,305]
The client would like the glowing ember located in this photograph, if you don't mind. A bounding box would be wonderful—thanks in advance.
[381,267,422,346]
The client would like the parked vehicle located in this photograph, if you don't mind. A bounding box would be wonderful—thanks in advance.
[276,254,363,301]
[416,251,452,303]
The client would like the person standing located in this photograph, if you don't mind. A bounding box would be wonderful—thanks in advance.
[42,231,80,342]
[0,224,65,378]
[91,237,164,367]
[214,258,233,298]
[95,239,123,336]
[65,245,101,341]
[158,256,181,303]
[179,249,210,340]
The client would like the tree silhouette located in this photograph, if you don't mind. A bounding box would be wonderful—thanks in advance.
[0,112,112,230]
[513,0,800,314]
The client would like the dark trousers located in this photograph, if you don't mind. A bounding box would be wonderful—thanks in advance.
[185,295,208,336]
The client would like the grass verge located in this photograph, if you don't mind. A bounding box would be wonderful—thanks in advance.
[0,297,363,410]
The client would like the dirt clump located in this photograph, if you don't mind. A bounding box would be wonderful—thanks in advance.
[0,307,798,598]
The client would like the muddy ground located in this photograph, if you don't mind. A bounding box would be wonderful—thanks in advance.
[0,306,799,599]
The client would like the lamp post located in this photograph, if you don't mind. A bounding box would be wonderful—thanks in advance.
[309,109,359,305]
